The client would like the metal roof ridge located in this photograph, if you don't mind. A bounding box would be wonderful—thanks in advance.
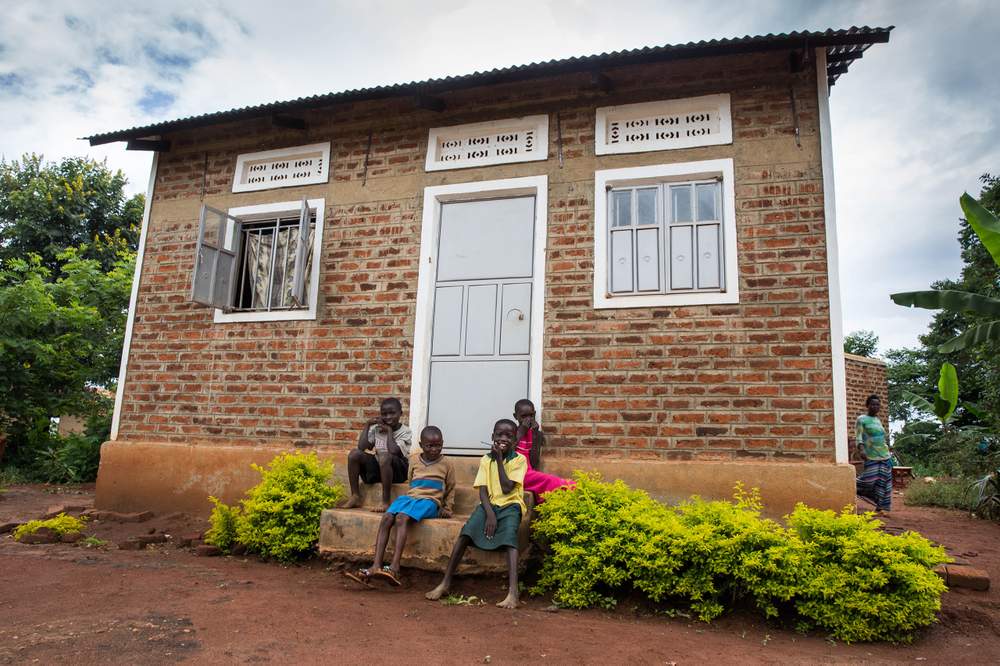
[84,26,893,145]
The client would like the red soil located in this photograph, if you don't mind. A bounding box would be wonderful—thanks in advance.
[1,484,998,664]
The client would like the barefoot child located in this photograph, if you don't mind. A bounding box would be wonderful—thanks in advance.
[513,398,574,504]
[348,425,456,586]
[426,419,526,609]
[344,398,412,512]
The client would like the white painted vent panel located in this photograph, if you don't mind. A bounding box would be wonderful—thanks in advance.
[595,94,732,155]
[232,142,330,193]
[425,115,548,171]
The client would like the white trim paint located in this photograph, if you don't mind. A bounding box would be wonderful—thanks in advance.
[595,94,732,155]
[593,159,739,309]
[409,175,548,452]
[424,115,549,172]
[231,142,330,193]
[213,198,325,323]
[110,153,159,440]
[816,48,849,464]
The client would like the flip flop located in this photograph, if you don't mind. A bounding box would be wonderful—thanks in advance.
[370,566,402,587]
[343,569,374,588]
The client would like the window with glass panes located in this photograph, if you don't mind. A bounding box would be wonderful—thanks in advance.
[607,179,723,295]
[234,215,315,311]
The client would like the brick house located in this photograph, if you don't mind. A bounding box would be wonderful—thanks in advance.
[87,27,892,517]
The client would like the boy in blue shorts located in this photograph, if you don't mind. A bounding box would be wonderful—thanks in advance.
[348,425,455,586]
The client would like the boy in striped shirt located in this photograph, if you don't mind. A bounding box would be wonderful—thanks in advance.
[350,425,456,586]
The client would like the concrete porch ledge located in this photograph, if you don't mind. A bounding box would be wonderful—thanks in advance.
[96,440,855,518]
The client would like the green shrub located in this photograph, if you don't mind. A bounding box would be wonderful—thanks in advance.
[531,474,949,643]
[905,477,975,510]
[205,496,241,553]
[788,505,948,643]
[234,452,344,562]
[13,513,87,540]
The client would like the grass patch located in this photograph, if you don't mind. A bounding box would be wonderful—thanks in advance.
[439,594,485,606]
[0,464,30,486]
[905,477,976,511]
[80,536,108,548]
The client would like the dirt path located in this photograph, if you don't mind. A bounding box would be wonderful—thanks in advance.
[2,484,998,664]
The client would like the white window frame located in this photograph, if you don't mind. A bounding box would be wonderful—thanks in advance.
[232,142,330,193]
[593,159,738,309]
[213,198,325,323]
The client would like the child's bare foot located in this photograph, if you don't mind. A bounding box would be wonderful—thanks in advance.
[425,582,449,600]
[372,502,389,513]
[343,494,363,509]
[496,592,519,609]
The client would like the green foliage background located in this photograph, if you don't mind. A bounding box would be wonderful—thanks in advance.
[0,154,142,479]
[886,175,1000,474]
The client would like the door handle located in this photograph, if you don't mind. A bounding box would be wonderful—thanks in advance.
[506,308,525,321]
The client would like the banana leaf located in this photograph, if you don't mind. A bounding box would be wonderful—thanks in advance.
[889,289,1000,316]
[961,192,1000,267]
[935,362,959,422]
[938,320,1000,353]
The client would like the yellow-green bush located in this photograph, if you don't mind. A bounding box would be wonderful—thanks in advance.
[531,474,948,643]
[788,505,948,642]
[233,452,344,562]
[204,496,241,553]
[13,513,87,540]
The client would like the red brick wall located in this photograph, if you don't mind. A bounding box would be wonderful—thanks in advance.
[120,50,837,463]
[844,353,889,447]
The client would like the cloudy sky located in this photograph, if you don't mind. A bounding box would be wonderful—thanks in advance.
[1,0,997,354]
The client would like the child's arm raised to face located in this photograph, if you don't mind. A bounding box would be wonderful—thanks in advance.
[491,443,516,495]
[530,428,544,469]
[358,418,379,451]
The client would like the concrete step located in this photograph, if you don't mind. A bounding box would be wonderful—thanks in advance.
[319,506,532,574]
[348,482,482,515]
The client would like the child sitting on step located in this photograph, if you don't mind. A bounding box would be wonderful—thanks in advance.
[344,397,412,513]
[426,419,526,609]
[513,398,574,504]
[347,425,455,586]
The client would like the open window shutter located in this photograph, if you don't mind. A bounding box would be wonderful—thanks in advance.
[190,204,240,309]
[290,198,312,306]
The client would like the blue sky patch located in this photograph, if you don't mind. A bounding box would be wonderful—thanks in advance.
[142,43,194,71]
[137,86,176,114]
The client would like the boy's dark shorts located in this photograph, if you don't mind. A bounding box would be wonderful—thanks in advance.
[359,453,408,484]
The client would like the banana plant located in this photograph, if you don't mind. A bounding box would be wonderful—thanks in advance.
[891,193,1000,353]
[901,361,960,424]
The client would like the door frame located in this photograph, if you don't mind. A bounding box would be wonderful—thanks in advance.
[409,175,548,453]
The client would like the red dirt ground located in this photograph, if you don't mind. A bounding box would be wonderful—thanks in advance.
[2,484,999,664]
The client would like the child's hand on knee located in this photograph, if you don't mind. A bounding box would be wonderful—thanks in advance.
[439,508,452,519]
[484,513,497,539]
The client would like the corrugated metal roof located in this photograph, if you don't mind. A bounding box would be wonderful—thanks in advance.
[85,26,892,146]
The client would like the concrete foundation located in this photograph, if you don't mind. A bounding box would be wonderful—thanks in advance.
[97,440,856,518]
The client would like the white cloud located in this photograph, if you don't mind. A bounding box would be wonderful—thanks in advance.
[1,0,997,355]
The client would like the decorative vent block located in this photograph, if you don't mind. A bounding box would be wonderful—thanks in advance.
[595,94,732,155]
[232,142,330,193]
[425,115,548,171]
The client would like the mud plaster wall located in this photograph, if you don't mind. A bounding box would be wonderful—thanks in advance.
[119,50,836,463]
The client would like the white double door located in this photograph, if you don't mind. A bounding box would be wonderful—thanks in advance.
[426,196,536,454]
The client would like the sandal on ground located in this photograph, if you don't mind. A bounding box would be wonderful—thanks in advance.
[343,569,374,588]
[370,566,402,587]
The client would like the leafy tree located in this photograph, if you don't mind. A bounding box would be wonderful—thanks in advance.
[0,249,133,457]
[890,176,1000,428]
[0,154,143,276]
[844,330,879,357]
[0,155,141,469]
